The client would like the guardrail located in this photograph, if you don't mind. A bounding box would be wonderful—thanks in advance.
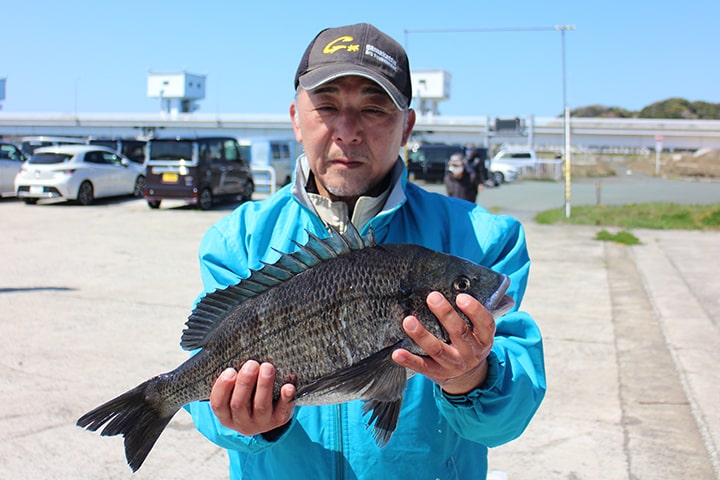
[512,160,564,181]
[251,166,276,199]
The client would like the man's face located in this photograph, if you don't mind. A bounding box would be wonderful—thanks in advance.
[290,76,415,203]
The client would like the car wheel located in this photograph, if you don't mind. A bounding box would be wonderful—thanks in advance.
[147,200,161,209]
[240,179,254,202]
[493,172,505,185]
[198,188,213,210]
[23,198,38,205]
[77,181,94,206]
[133,175,145,198]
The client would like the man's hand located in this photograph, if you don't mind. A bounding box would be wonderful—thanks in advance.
[210,361,296,436]
[392,291,496,395]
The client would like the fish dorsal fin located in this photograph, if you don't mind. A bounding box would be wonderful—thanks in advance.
[180,225,375,351]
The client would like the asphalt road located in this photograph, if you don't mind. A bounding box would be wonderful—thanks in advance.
[1,176,719,479]
[457,172,720,221]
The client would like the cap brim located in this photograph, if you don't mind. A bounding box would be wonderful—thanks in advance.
[298,64,409,110]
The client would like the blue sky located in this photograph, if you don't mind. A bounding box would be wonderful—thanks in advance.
[1,0,717,118]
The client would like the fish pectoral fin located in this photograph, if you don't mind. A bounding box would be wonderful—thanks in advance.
[360,358,408,446]
[295,344,408,446]
[362,398,402,447]
[295,343,402,401]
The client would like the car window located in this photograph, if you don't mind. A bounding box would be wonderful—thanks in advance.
[223,139,240,162]
[150,141,193,161]
[84,151,106,164]
[123,143,146,163]
[239,144,251,162]
[0,144,23,161]
[102,152,124,166]
[198,139,225,163]
[28,153,72,164]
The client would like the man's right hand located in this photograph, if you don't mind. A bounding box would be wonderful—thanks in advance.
[210,361,296,437]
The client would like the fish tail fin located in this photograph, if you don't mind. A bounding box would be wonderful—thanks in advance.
[76,379,176,472]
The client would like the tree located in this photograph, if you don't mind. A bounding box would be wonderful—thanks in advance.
[569,98,720,119]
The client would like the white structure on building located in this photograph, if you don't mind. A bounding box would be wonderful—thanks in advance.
[411,70,451,116]
[147,71,206,115]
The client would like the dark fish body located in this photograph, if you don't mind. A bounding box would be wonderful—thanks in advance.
[77,226,513,472]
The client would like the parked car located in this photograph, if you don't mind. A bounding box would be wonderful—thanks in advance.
[0,142,27,197]
[18,136,86,156]
[87,137,147,165]
[14,145,145,205]
[489,149,538,184]
[405,143,465,182]
[489,162,520,184]
[143,137,254,210]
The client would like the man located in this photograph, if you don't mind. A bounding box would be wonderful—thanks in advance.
[186,23,545,479]
[445,152,478,202]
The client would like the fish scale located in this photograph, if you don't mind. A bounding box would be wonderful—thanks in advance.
[77,225,514,472]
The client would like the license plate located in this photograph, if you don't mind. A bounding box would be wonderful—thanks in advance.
[162,172,179,183]
[30,186,43,194]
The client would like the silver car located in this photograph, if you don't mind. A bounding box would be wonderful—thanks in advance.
[15,145,145,205]
[0,142,26,197]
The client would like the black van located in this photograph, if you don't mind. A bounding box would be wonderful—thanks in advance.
[405,143,465,183]
[143,137,254,210]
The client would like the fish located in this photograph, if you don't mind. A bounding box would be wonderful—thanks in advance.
[76,225,515,472]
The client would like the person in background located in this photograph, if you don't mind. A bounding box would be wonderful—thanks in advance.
[445,152,478,202]
[466,146,490,190]
[186,22,546,480]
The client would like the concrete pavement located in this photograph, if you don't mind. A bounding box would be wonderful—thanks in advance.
[1,180,719,478]
[487,224,720,479]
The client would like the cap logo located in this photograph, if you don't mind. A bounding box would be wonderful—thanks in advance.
[365,44,398,72]
[322,36,359,54]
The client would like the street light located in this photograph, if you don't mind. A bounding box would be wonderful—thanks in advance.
[555,25,575,218]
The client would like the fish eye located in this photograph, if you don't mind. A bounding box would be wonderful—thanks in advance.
[453,276,471,292]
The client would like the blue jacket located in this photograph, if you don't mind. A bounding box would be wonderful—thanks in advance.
[185,158,546,480]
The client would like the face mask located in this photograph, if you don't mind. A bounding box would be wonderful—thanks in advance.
[449,166,464,175]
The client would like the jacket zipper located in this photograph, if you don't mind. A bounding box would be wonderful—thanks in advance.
[335,404,344,480]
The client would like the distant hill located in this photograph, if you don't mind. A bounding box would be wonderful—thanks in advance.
[570,98,720,120]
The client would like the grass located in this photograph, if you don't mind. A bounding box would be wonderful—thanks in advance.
[535,203,720,231]
[594,229,641,246]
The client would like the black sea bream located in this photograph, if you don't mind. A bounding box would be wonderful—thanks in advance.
[77,226,514,471]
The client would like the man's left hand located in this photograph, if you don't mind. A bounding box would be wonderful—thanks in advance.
[391,291,496,395]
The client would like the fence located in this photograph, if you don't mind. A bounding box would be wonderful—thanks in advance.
[251,166,276,199]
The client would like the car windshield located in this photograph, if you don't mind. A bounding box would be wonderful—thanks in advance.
[150,141,193,161]
[28,153,72,164]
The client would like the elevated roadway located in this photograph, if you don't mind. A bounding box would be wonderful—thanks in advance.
[1,111,719,151]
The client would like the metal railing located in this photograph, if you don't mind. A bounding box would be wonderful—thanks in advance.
[251,166,276,199]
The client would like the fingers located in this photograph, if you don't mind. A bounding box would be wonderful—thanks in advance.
[209,361,295,437]
[394,291,495,395]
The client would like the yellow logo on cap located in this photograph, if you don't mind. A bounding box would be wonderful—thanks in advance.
[323,36,360,54]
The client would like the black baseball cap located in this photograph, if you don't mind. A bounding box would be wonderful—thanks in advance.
[294,23,412,110]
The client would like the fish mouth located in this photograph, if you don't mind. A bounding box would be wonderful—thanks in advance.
[485,275,515,319]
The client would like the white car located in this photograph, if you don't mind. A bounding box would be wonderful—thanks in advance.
[0,142,27,197]
[15,145,145,205]
[489,162,520,184]
[489,149,538,184]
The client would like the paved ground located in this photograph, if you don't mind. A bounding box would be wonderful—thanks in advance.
[1,176,719,479]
